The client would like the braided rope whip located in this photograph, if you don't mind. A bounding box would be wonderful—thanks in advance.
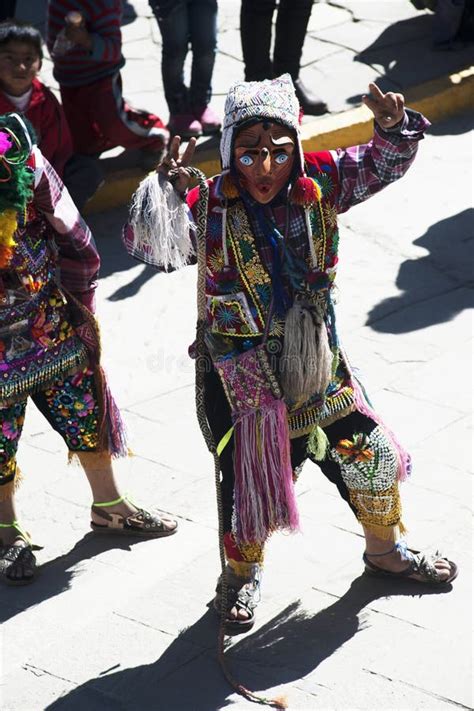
[179,167,287,710]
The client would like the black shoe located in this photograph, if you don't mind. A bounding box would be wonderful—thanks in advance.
[294,78,328,116]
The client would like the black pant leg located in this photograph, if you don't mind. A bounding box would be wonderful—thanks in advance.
[240,0,276,80]
[273,0,314,79]
[204,364,235,532]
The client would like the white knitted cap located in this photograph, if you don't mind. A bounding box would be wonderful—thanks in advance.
[220,73,303,172]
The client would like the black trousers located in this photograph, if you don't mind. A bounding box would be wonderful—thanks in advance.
[240,0,314,81]
[204,364,379,534]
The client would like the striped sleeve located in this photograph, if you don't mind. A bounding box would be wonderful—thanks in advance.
[47,0,123,85]
[32,148,100,312]
[90,1,122,64]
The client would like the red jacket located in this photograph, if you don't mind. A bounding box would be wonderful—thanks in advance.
[0,77,73,176]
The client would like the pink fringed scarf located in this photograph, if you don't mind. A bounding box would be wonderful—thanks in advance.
[215,345,299,546]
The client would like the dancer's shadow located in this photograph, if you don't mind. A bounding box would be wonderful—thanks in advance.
[45,574,452,711]
[85,204,160,298]
[0,532,154,624]
[108,264,159,301]
[367,209,474,333]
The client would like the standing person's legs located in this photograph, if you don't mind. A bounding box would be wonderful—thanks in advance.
[0,0,16,22]
[188,0,220,134]
[0,399,36,584]
[273,0,313,80]
[240,0,276,81]
[314,411,456,582]
[274,0,328,115]
[150,0,202,137]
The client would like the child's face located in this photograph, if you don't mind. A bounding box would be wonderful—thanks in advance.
[0,41,41,96]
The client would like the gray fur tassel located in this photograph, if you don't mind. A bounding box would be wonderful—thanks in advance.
[280,302,333,403]
[129,172,194,271]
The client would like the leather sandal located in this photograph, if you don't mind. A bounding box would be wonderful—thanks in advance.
[0,521,37,586]
[363,540,458,585]
[213,566,261,635]
[90,493,178,538]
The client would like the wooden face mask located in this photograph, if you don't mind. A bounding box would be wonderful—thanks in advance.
[233,121,295,204]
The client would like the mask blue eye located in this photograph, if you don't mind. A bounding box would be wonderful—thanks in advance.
[275,153,289,165]
[239,154,254,167]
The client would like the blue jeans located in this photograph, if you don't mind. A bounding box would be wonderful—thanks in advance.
[149,0,218,114]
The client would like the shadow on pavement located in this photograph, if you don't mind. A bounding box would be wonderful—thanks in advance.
[85,204,161,299]
[122,1,138,25]
[0,532,151,624]
[367,208,474,333]
[44,574,453,711]
[428,110,474,136]
[349,15,473,110]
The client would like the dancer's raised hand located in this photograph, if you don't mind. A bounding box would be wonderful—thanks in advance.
[362,82,405,130]
[158,135,197,193]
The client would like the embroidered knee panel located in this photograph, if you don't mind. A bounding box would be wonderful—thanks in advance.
[330,425,398,493]
[329,426,401,527]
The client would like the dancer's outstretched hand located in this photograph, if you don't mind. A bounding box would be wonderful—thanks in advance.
[158,135,197,193]
[362,82,405,130]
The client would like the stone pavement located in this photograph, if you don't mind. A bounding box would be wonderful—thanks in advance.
[15,0,474,212]
[2,85,473,711]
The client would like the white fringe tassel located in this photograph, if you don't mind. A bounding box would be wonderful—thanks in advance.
[129,172,194,271]
[280,302,333,403]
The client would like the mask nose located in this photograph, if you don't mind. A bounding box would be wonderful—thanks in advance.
[259,147,271,175]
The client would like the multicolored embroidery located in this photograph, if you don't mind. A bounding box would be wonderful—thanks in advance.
[331,426,399,495]
[204,155,356,437]
[208,292,259,336]
[0,222,88,405]
[41,367,99,451]
[0,368,100,493]
[0,400,25,486]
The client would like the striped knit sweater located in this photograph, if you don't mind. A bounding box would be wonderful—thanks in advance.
[47,0,125,87]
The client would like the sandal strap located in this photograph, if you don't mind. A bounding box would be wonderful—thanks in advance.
[410,551,443,581]
[92,492,142,510]
[364,540,408,558]
[92,493,128,508]
[364,544,451,582]
[216,582,259,615]
[215,566,261,614]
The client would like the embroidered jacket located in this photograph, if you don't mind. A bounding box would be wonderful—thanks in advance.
[124,109,430,435]
[187,110,430,435]
[0,148,100,405]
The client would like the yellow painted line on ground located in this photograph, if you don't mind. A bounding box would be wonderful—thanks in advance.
[84,66,474,215]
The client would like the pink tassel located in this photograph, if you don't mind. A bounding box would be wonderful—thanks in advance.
[352,378,411,481]
[95,365,128,458]
[290,176,322,206]
[0,132,12,155]
[233,399,300,545]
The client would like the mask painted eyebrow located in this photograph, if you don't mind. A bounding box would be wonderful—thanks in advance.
[270,134,294,146]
